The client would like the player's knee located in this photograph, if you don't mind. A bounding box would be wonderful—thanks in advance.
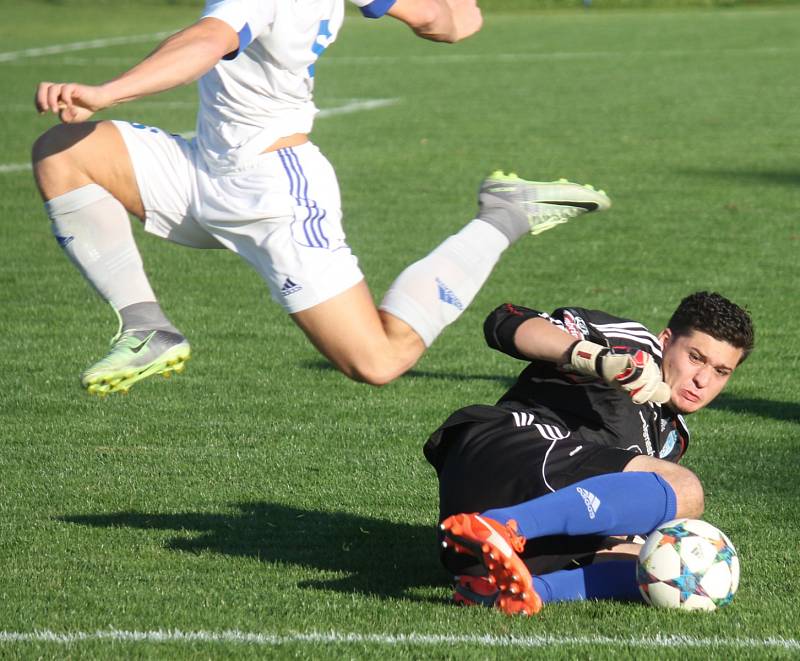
[625,455,705,519]
[333,353,408,386]
[676,469,705,519]
[662,465,704,519]
[31,122,97,193]
[343,361,399,387]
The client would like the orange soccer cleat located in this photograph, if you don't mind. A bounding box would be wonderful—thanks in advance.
[440,513,542,616]
[453,574,500,607]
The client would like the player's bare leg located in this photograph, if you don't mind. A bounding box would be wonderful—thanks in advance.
[293,171,611,386]
[32,120,190,395]
[33,121,144,216]
[291,281,425,386]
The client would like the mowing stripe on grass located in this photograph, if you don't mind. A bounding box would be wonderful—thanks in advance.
[1,98,398,175]
[1,630,798,650]
[320,46,799,66]
[0,33,174,63]
[3,27,795,66]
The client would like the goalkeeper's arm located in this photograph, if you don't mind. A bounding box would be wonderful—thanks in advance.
[484,304,670,405]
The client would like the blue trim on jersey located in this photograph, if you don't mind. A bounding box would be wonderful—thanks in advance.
[278,148,330,249]
[223,22,253,60]
[359,0,396,19]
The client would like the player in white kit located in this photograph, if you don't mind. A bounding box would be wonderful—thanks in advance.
[33,0,610,396]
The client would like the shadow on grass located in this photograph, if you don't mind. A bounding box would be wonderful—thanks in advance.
[59,503,446,602]
[679,168,800,188]
[709,393,800,425]
[308,361,798,424]
[301,359,516,388]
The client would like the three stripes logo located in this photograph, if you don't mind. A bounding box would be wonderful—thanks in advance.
[281,277,302,296]
[278,148,330,249]
[511,411,535,427]
[576,487,601,519]
[533,423,571,442]
[53,234,74,249]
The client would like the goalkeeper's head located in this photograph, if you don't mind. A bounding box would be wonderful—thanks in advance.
[667,291,754,364]
[657,292,754,414]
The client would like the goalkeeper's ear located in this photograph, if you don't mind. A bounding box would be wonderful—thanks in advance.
[657,327,672,350]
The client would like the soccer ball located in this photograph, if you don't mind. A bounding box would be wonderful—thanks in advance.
[637,518,739,611]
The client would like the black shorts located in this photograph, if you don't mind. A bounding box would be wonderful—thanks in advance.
[424,405,640,575]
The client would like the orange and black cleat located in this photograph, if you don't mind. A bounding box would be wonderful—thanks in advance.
[453,574,500,607]
[440,513,542,616]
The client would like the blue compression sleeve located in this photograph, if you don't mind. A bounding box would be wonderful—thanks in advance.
[533,560,644,603]
[483,472,677,539]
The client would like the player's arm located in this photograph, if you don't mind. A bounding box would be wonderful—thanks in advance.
[387,0,482,43]
[35,17,238,123]
[484,304,578,363]
[484,303,670,405]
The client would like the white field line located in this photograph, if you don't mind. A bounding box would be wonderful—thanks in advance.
[0,163,32,174]
[0,32,173,63]
[0,98,398,175]
[0,630,798,650]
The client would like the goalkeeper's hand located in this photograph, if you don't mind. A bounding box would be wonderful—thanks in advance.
[567,340,671,405]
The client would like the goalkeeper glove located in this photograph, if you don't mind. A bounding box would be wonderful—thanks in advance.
[567,340,671,405]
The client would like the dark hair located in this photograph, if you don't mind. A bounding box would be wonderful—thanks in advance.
[667,292,754,364]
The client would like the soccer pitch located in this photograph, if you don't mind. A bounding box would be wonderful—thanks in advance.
[2,2,799,658]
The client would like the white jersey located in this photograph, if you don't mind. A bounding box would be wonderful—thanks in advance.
[198,0,394,173]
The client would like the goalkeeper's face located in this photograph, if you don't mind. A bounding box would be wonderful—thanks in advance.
[658,329,743,414]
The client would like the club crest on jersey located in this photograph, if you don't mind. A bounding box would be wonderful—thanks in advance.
[659,430,678,458]
[562,310,589,339]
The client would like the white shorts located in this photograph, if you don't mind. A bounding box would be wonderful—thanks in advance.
[113,120,364,313]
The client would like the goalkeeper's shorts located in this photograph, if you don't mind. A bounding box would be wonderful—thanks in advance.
[426,404,639,576]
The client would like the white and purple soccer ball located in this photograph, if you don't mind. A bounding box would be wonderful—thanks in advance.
[637,518,739,611]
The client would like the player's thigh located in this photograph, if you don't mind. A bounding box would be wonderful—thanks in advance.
[32,120,143,216]
[623,454,704,518]
[291,282,425,384]
[114,120,223,249]
[436,420,554,520]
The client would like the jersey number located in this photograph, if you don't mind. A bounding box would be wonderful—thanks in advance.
[308,20,332,77]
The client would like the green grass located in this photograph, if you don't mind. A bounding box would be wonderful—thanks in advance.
[2,2,800,658]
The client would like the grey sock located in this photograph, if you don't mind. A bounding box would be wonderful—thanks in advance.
[477,191,530,244]
[120,301,180,334]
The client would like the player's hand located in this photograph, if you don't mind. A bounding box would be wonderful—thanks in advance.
[567,340,671,405]
[35,82,111,123]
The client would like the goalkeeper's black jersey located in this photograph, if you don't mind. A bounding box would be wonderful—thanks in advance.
[482,303,690,463]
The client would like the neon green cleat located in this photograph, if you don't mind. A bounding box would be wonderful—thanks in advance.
[478,170,611,242]
[80,328,191,396]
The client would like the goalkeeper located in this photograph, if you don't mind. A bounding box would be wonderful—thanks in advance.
[424,291,754,615]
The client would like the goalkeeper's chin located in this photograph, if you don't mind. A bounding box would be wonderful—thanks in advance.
[669,387,706,414]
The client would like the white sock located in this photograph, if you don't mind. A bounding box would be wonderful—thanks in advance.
[379,219,510,346]
[46,184,158,311]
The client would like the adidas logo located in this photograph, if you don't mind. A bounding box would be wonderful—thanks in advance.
[576,487,601,520]
[281,277,302,296]
[436,278,463,311]
[54,234,74,249]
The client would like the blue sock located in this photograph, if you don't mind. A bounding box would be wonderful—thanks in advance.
[533,560,644,603]
[482,472,677,538]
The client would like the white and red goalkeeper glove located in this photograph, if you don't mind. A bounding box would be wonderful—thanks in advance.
[567,340,671,405]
